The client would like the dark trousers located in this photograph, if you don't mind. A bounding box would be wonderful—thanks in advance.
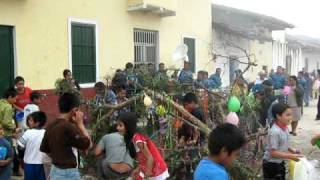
[263,160,285,180]
[317,96,320,119]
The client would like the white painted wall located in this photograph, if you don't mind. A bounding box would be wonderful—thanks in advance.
[272,41,303,75]
[302,50,320,73]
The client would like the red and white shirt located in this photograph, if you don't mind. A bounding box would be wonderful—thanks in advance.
[133,133,168,179]
[15,87,32,110]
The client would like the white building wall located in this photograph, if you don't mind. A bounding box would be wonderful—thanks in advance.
[213,29,250,86]
[272,41,303,75]
[302,50,320,73]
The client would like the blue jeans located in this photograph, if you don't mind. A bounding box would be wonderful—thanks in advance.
[50,165,80,180]
[0,163,12,180]
[304,92,310,106]
[24,163,46,180]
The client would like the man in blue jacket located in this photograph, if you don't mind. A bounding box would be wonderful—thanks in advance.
[209,68,222,89]
[270,66,286,90]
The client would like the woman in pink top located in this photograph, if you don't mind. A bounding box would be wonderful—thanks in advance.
[116,112,169,180]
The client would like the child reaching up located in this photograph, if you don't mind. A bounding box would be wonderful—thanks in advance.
[18,111,48,180]
[117,112,169,180]
[263,103,304,180]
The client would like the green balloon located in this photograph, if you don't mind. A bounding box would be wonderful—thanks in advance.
[228,96,241,112]
[316,139,320,149]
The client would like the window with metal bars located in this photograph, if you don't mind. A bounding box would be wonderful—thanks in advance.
[134,29,159,66]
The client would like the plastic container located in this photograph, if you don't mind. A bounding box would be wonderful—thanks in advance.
[15,111,24,122]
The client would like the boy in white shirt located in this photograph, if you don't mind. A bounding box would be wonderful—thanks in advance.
[22,91,42,131]
[18,111,48,180]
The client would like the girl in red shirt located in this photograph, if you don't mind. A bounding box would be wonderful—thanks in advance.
[116,112,169,180]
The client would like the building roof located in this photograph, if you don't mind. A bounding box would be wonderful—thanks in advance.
[286,34,320,51]
[212,4,294,41]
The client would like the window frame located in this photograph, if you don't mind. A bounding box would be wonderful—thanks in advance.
[133,28,159,68]
[68,18,99,88]
[182,36,197,73]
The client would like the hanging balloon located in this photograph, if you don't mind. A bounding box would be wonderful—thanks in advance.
[228,96,241,112]
[225,112,239,126]
[143,95,152,107]
[283,86,292,95]
[316,139,320,149]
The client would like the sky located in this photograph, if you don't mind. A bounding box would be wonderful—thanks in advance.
[213,0,320,39]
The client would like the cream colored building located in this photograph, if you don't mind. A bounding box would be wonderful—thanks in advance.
[0,0,212,92]
[212,4,293,86]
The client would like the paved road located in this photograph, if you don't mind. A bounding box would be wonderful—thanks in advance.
[289,99,320,170]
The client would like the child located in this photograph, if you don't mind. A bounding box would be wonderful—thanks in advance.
[112,86,131,122]
[0,124,13,180]
[263,103,304,180]
[287,76,304,136]
[0,87,17,140]
[14,76,33,112]
[94,132,134,179]
[194,124,246,180]
[178,93,205,146]
[22,91,43,131]
[40,93,91,180]
[18,111,48,180]
[117,112,169,180]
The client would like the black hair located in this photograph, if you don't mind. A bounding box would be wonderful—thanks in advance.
[14,76,25,85]
[159,63,164,66]
[118,112,138,158]
[272,103,290,120]
[3,87,18,99]
[27,111,47,128]
[94,82,106,90]
[58,93,80,113]
[289,75,298,83]
[183,92,198,105]
[125,62,134,69]
[30,91,42,102]
[208,124,246,156]
[116,85,127,93]
[63,69,71,78]
[262,80,273,87]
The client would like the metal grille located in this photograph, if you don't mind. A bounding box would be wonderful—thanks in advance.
[134,29,158,65]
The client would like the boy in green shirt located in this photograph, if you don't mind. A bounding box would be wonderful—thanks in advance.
[0,87,18,138]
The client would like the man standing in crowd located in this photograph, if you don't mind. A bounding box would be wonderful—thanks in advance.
[270,66,286,90]
[209,68,222,89]
[178,61,194,84]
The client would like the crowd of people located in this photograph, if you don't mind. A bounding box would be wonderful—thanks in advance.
[0,61,320,180]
